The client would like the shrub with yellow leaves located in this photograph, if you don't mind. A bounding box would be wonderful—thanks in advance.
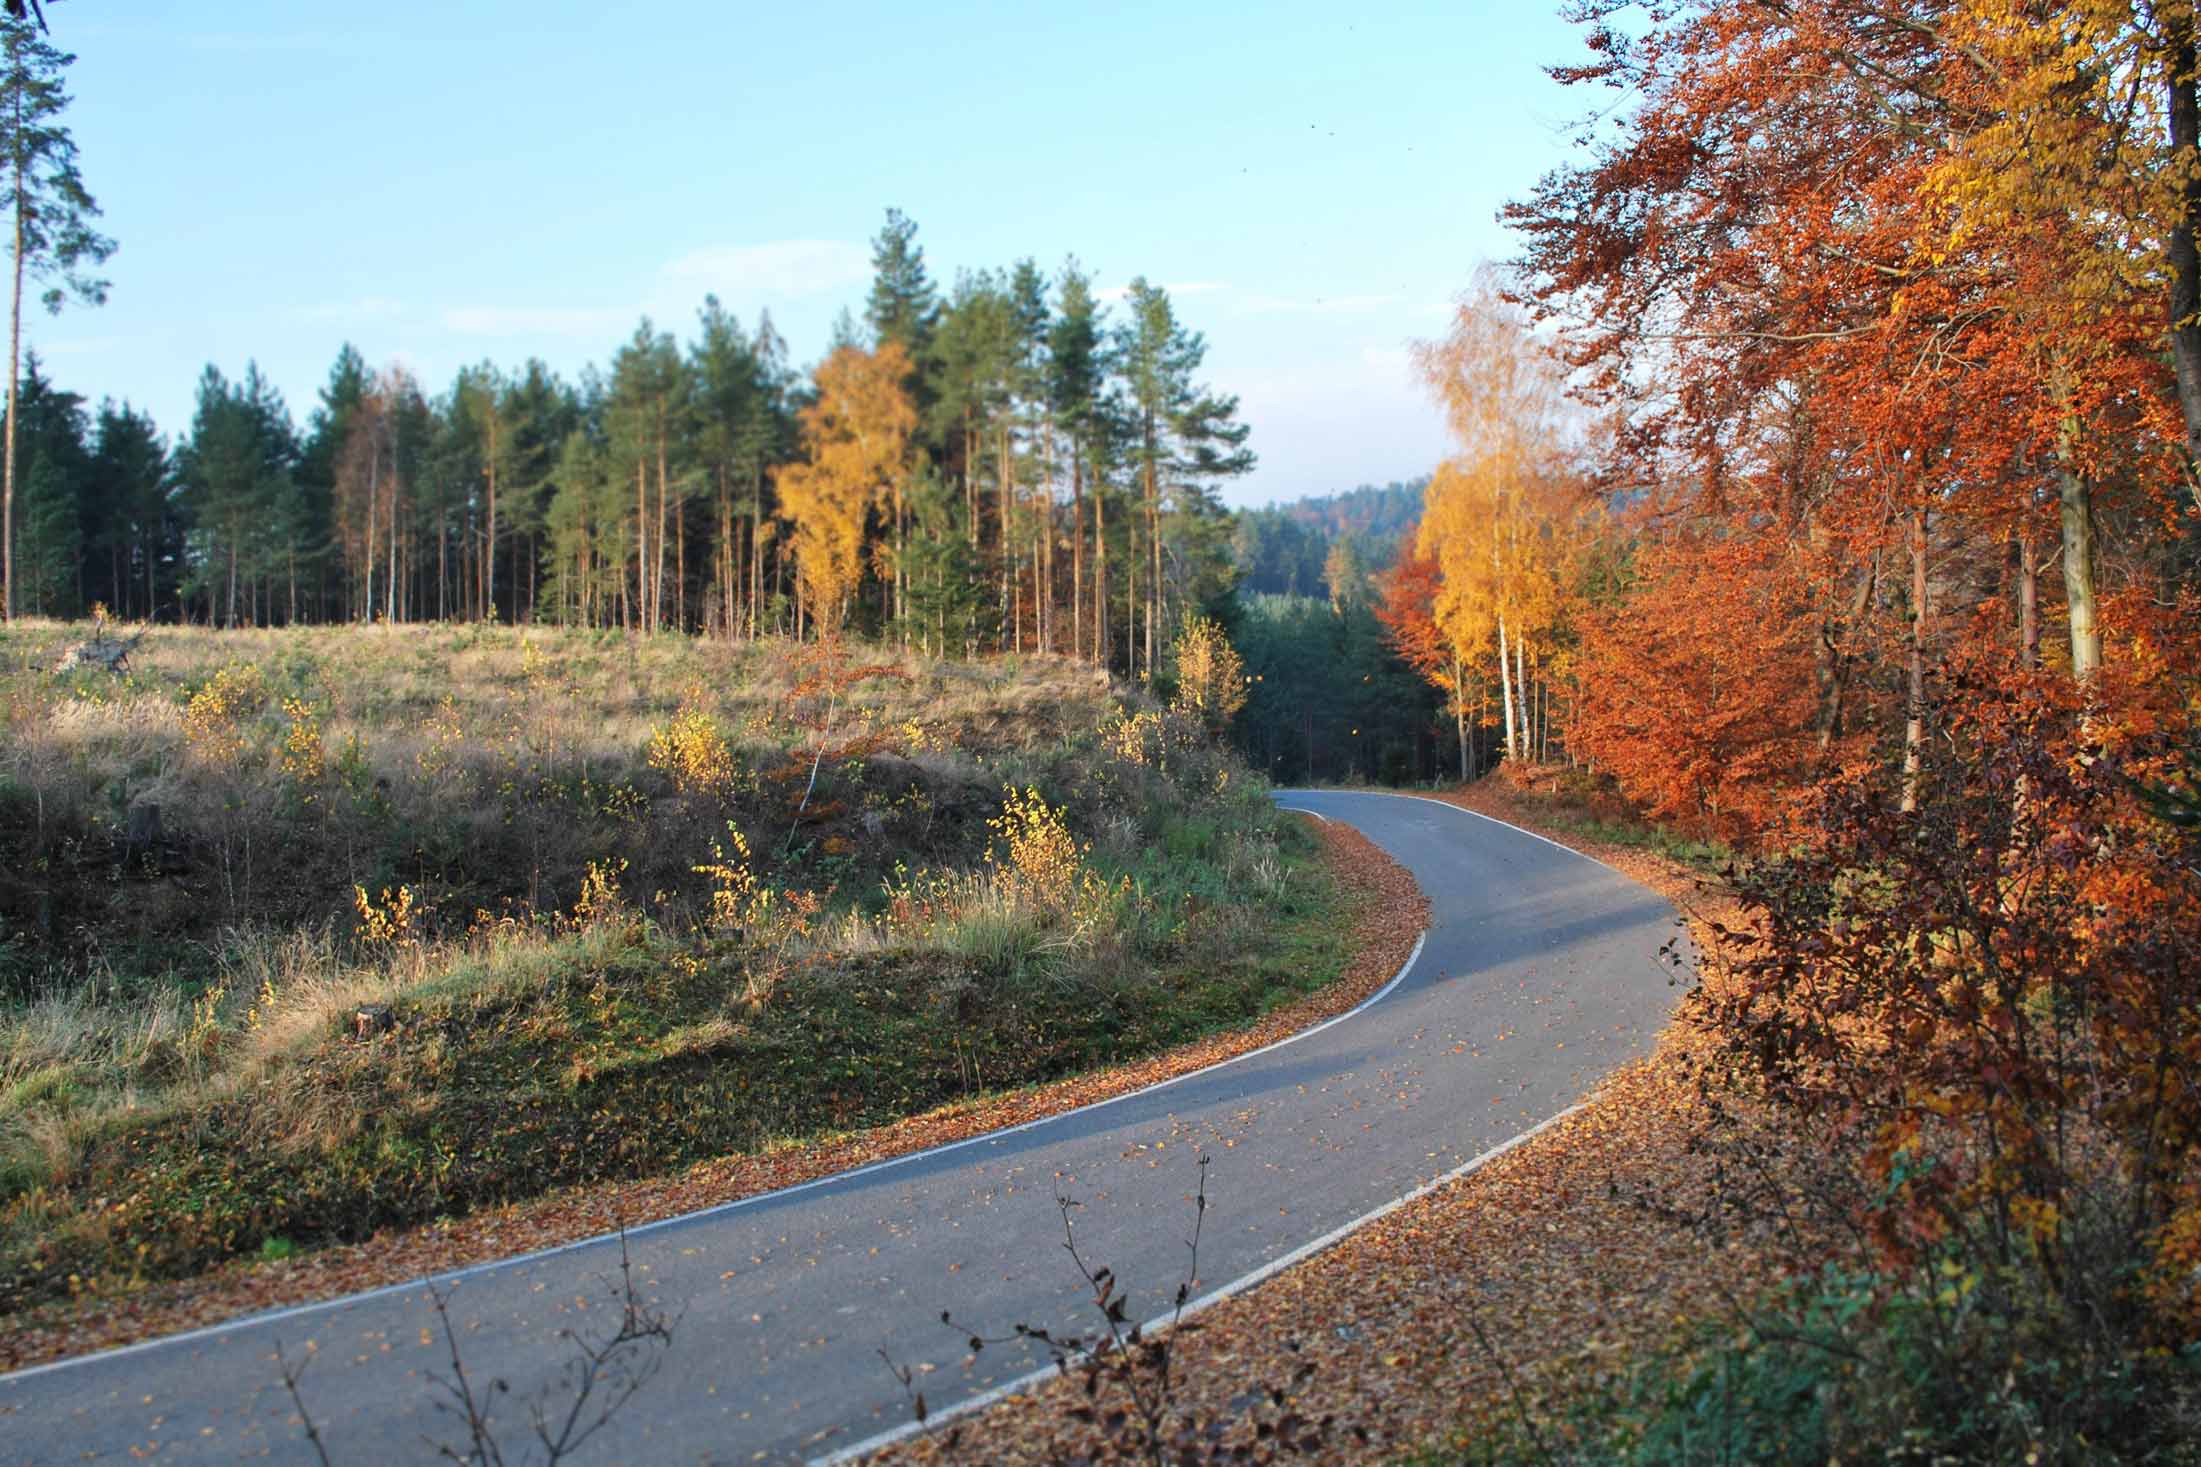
[693,825,767,933]
[1168,612,1248,737]
[694,824,821,1006]
[1100,708,1167,768]
[986,785,1086,912]
[647,696,736,797]
[353,884,419,947]
[519,637,556,690]
[279,698,325,790]
[182,664,265,764]
[415,696,465,778]
[572,858,626,927]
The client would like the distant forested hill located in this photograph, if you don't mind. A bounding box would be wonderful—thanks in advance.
[1231,477,1427,597]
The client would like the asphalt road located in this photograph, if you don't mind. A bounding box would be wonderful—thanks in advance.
[0,790,1686,1465]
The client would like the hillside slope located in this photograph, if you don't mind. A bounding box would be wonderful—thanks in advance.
[0,622,1360,1316]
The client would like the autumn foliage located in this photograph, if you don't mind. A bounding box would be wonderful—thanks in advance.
[774,342,917,631]
[1367,0,2201,1415]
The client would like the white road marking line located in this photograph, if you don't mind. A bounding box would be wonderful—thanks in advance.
[809,1101,1587,1466]
[0,894,1429,1388]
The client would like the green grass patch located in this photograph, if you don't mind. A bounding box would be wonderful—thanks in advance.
[0,721,1355,1319]
[1414,1264,2201,1466]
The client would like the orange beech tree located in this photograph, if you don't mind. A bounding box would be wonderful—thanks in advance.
[1508,0,2190,798]
[1374,519,1484,778]
[1488,0,2201,1404]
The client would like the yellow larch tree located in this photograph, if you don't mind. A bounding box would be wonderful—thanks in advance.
[774,342,916,632]
[1413,278,1588,762]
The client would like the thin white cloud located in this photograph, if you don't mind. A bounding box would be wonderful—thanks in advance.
[1094,279,1232,304]
[658,240,869,297]
[441,305,633,339]
[291,296,405,326]
[1236,292,1403,316]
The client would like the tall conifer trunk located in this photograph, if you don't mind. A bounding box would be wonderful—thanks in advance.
[2167,13,2201,471]
[386,412,398,624]
[1145,451,1161,681]
[1093,479,1108,670]
[999,421,1014,653]
[655,422,670,634]
[2,68,21,624]
[1071,446,1084,660]
[483,407,497,621]
[634,458,648,635]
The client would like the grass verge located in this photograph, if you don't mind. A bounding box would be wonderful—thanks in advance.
[0,814,1425,1373]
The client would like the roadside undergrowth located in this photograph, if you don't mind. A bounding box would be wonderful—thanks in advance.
[870,763,2194,1464]
[0,620,1428,1364]
[0,623,1298,1310]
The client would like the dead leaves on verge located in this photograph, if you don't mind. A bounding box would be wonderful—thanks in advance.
[864,784,1776,1464]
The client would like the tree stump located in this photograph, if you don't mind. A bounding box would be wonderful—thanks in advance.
[124,803,162,868]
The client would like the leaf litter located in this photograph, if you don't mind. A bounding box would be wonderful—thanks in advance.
[859,782,1790,1464]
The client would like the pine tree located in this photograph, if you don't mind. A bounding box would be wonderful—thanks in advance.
[1006,259,1051,652]
[1048,261,1106,660]
[15,449,66,609]
[453,361,515,619]
[865,208,937,365]
[607,321,690,634]
[1111,279,1253,680]
[294,345,368,619]
[0,13,110,621]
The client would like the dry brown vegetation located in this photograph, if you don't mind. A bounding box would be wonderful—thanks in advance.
[0,618,1350,1323]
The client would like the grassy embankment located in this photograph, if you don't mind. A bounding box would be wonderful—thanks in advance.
[0,620,1354,1317]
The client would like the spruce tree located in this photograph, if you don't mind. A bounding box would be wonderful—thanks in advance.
[0,13,110,620]
[10,350,80,614]
[89,401,170,620]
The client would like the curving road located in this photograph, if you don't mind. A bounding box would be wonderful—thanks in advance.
[0,791,1685,1465]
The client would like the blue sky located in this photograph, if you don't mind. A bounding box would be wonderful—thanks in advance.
[49,1,1589,507]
